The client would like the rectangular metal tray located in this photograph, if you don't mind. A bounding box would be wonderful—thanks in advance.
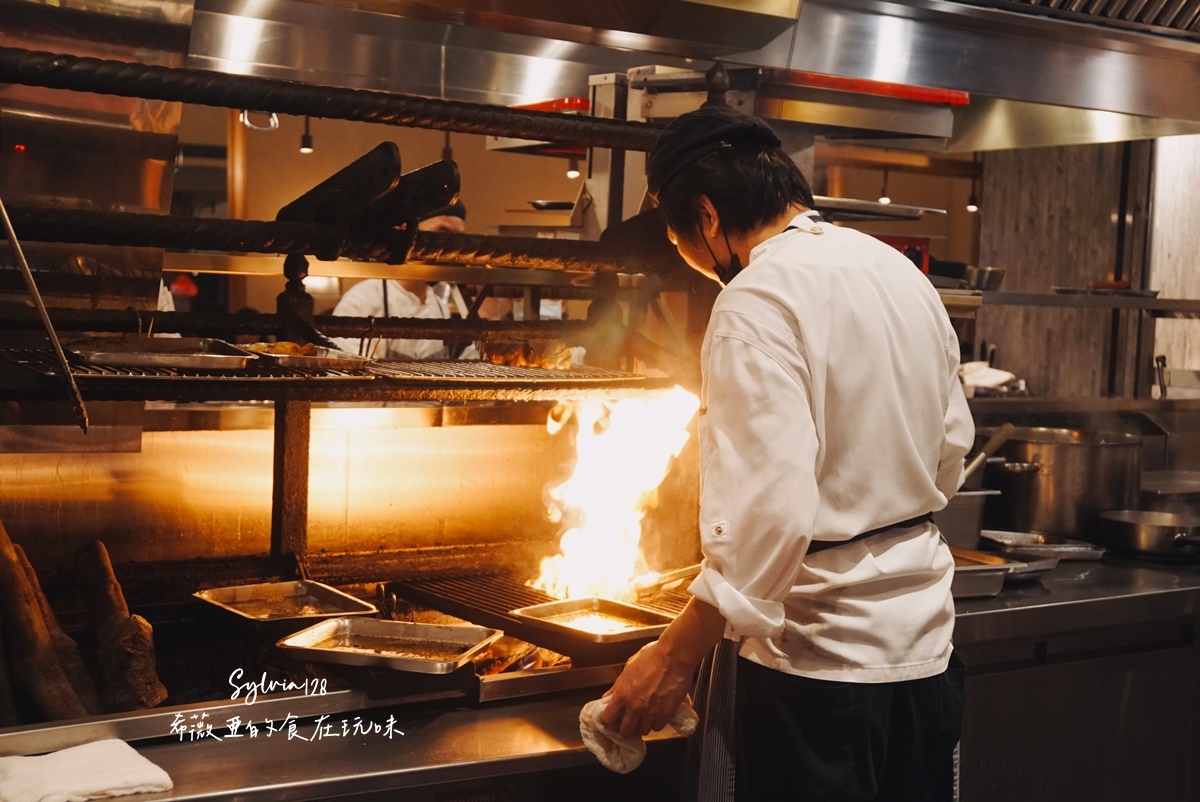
[276,617,503,674]
[244,344,368,370]
[67,337,256,369]
[509,597,673,644]
[950,548,1016,598]
[980,530,1106,561]
[193,580,377,628]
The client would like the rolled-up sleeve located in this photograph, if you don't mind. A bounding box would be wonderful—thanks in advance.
[687,321,820,642]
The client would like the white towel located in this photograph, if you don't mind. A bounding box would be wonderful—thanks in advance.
[0,739,173,802]
[579,697,699,774]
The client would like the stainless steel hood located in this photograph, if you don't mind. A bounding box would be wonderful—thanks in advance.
[185,0,1200,151]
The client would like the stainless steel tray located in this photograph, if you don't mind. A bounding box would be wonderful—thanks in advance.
[67,337,257,369]
[509,597,673,644]
[276,617,503,674]
[980,530,1106,561]
[245,344,368,370]
[193,580,377,628]
[950,548,1019,598]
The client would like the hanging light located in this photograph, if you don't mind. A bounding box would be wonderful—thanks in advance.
[299,116,314,154]
[566,157,581,179]
[878,168,891,205]
[966,158,980,212]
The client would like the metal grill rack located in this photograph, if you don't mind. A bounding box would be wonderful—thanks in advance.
[0,349,674,403]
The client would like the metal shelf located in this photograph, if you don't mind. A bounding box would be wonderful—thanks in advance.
[981,291,1200,318]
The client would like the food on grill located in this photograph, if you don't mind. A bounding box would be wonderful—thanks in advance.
[481,339,572,370]
[16,544,101,714]
[245,341,318,356]
[75,540,168,712]
[0,519,91,722]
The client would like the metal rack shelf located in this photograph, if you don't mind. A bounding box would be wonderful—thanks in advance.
[981,291,1200,318]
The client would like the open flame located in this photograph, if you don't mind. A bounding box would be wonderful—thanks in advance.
[530,386,700,601]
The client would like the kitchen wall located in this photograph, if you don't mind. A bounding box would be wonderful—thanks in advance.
[1149,134,1200,373]
[975,143,1128,397]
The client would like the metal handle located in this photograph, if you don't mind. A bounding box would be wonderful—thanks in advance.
[239,110,280,131]
[1173,532,1200,546]
[1155,355,1168,399]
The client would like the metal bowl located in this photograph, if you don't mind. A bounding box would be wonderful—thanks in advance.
[964,265,1006,290]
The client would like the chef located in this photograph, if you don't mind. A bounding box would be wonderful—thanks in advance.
[331,201,469,360]
[599,105,974,800]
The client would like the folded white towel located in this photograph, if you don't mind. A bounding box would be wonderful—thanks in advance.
[579,697,698,774]
[0,739,173,802]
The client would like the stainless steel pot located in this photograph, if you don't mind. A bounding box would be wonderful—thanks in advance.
[981,427,1142,537]
[1099,510,1200,560]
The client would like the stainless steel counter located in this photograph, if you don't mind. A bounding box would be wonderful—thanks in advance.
[18,559,1200,801]
[130,690,680,801]
[954,559,1200,645]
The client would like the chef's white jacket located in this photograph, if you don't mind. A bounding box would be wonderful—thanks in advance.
[687,211,974,683]
[331,279,455,361]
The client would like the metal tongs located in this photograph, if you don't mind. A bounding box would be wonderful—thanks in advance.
[0,193,89,432]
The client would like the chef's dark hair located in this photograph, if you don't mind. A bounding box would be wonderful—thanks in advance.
[655,144,813,240]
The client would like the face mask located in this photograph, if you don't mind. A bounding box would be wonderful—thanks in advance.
[700,228,743,285]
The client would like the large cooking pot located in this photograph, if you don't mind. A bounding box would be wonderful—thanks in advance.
[1099,510,1200,560]
[982,427,1141,537]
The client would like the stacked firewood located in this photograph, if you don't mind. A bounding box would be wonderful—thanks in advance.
[0,521,167,724]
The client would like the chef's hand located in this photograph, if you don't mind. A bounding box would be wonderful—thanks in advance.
[600,640,693,739]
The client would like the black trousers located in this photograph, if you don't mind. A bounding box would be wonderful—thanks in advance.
[734,654,965,802]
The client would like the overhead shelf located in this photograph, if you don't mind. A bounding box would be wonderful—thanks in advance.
[980,291,1200,319]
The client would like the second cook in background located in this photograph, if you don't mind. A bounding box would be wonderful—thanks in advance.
[331,201,473,361]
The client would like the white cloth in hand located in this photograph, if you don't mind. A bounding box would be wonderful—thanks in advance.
[0,739,173,802]
[579,696,699,774]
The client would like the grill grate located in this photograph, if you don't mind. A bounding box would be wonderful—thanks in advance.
[2,349,370,380]
[389,572,686,666]
[367,360,643,383]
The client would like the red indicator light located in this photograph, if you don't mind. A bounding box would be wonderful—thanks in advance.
[13,144,26,152]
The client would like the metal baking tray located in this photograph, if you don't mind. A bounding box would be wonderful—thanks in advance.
[276,617,503,674]
[67,337,257,369]
[980,530,1106,561]
[509,597,673,644]
[193,580,377,628]
[950,548,1018,598]
[244,344,369,370]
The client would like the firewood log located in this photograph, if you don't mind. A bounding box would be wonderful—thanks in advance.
[74,540,167,712]
[0,520,90,721]
[15,544,101,715]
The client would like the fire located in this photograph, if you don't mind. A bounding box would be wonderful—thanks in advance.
[530,386,700,601]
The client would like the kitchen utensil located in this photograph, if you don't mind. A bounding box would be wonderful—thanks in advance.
[509,597,672,644]
[67,338,257,369]
[1141,470,1200,516]
[981,427,1142,537]
[979,530,1105,561]
[276,617,502,673]
[963,265,1006,291]
[933,490,1001,547]
[245,345,368,370]
[963,422,1015,484]
[1155,355,1168,399]
[193,580,377,629]
[1098,510,1200,560]
[632,563,701,598]
[949,548,1013,598]
[0,192,88,432]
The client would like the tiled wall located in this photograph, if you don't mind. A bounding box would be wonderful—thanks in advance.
[1150,134,1200,374]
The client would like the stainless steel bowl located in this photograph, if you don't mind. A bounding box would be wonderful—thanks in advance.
[964,265,1006,290]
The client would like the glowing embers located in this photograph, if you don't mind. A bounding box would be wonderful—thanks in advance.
[529,386,699,601]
